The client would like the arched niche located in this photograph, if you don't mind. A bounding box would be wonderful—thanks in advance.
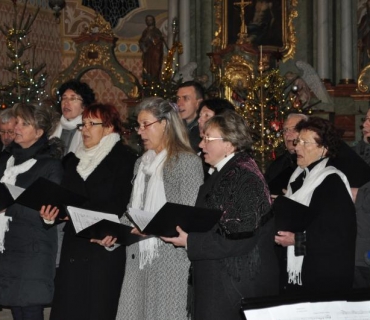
[52,14,140,99]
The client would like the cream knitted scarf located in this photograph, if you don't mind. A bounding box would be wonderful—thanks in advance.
[285,158,352,285]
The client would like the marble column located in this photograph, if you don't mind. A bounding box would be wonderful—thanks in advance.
[317,0,330,81]
[167,0,178,48]
[179,0,190,67]
[340,0,354,83]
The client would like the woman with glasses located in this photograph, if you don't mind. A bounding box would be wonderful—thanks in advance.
[40,103,137,320]
[162,110,279,320]
[50,79,95,155]
[50,79,96,270]
[274,117,356,294]
[96,97,203,320]
[0,103,63,320]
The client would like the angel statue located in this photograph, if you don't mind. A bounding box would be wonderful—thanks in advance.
[284,61,334,112]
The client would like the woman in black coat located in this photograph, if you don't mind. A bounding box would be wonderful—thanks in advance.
[274,117,356,294]
[0,103,63,320]
[163,111,279,320]
[41,103,136,320]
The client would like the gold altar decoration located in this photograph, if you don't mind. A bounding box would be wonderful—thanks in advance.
[358,64,370,93]
[52,13,140,99]
[213,0,298,62]
[234,0,252,44]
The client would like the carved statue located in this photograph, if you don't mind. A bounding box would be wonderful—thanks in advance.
[139,15,164,81]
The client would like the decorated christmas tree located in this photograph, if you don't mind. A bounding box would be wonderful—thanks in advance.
[230,68,310,172]
[0,0,47,109]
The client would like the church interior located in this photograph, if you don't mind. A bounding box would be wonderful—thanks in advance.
[1,1,370,319]
[0,0,368,148]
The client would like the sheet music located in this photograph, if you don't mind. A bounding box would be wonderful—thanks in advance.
[67,206,120,233]
[5,183,24,200]
[244,300,370,320]
[128,207,156,231]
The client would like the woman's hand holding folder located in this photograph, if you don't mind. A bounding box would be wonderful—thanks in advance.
[40,205,69,224]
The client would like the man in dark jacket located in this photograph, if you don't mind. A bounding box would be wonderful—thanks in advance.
[176,81,204,152]
[265,113,307,195]
[0,108,16,154]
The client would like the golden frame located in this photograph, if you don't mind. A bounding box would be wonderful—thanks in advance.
[213,0,298,61]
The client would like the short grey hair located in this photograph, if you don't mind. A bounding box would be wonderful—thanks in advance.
[0,108,15,124]
[204,109,253,152]
[286,113,308,122]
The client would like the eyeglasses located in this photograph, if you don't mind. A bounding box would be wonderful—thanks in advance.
[202,136,224,144]
[134,119,161,132]
[76,122,104,131]
[61,96,83,103]
[0,130,15,136]
[293,138,318,147]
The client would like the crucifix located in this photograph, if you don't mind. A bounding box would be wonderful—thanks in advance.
[234,0,252,44]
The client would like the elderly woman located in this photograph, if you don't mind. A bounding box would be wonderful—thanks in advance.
[197,98,235,176]
[274,117,356,293]
[40,103,136,320]
[0,103,63,320]
[99,97,203,320]
[163,110,279,320]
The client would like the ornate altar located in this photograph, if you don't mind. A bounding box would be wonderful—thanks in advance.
[51,13,140,99]
[209,0,298,100]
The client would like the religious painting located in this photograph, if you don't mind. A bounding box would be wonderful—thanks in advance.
[213,0,297,61]
[358,0,370,73]
[357,0,370,93]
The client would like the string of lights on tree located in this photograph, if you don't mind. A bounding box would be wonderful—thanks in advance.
[0,0,48,109]
[229,67,312,172]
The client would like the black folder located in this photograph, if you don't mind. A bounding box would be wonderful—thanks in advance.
[15,177,87,218]
[76,219,141,246]
[0,183,16,211]
[128,202,223,237]
[273,195,310,233]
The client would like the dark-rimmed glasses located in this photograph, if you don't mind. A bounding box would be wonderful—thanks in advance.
[134,120,161,132]
[0,130,15,136]
[76,122,104,131]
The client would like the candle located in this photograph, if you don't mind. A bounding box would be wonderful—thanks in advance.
[260,45,263,63]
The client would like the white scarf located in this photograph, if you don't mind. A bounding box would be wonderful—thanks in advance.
[285,158,352,285]
[50,115,82,153]
[131,149,167,269]
[0,156,37,252]
[75,133,120,181]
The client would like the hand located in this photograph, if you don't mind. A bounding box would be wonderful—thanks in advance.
[275,231,295,247]
[270,194,278,202]
[90,235,117,247]
[161,226,188,247]
[40,205,59,222]
[131,227,147,237]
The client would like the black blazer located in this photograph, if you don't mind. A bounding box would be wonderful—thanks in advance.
[188,152,279,320]
[51,142,137,320]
